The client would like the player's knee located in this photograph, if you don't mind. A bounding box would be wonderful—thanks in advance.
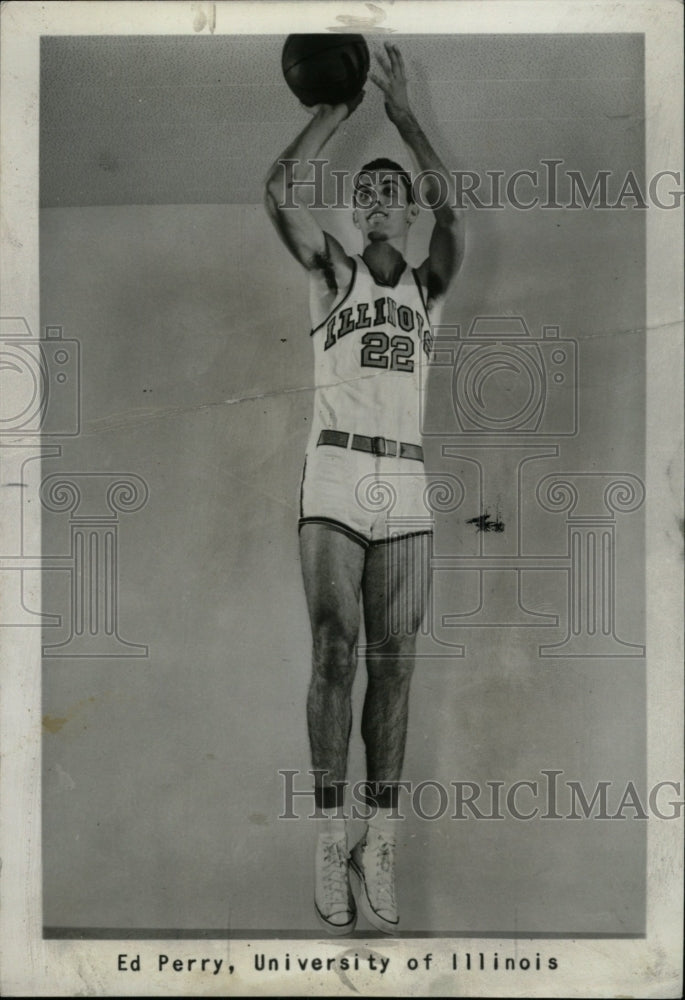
[370,628,418,656]
[311,625,357,686]
[367,634,417,680]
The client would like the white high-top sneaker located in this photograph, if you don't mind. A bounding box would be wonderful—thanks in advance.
[349,826,399,935]
[314,832,357,935]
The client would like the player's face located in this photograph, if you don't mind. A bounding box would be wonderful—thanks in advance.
[353,173,418,244]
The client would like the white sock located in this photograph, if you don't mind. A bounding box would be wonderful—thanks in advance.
[318,813,347,843]
[368,808,399,837]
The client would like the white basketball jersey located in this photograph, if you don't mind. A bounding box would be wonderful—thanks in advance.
[308,256,435,446]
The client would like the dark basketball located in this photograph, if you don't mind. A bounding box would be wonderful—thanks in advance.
[282,34,369,107]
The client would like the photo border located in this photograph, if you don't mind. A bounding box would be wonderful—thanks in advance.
[0,1,682,996]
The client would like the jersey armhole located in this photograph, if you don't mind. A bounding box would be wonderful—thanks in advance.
[412,268,431,318]
[310,256,358,336]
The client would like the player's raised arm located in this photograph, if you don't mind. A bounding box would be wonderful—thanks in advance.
[370,43,464,308]
[264,96,362,276]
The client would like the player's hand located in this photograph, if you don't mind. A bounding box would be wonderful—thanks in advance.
[300,90,365,121]
[370,42,413,124]
[343,88,365,118]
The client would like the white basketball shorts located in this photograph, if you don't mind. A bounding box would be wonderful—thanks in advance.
[298,438,434,547]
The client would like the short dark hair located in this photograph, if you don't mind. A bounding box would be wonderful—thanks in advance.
[354,158,414,205]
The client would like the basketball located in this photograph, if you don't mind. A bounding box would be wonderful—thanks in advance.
[282,34,369,107]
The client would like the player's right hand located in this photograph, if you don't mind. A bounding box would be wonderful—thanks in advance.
[343,88,365,118]
[300,90,365,120]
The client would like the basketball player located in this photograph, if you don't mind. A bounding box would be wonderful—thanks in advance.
[264,42,464,934]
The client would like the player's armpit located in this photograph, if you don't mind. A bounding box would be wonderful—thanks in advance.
[417,210,465,306]
[309,234,357,334]
[310,231,354,297]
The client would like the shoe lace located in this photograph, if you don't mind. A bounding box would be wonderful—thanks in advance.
[370,836,397,909]
[321,839,350,902]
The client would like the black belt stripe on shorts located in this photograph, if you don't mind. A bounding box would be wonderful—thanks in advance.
[317,429,424,462]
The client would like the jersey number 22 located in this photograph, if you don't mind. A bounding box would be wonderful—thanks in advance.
[360,332,414,373]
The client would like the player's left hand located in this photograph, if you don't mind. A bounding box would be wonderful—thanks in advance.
[370,42,413,124]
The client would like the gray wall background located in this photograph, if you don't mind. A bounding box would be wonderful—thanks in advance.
[41,34,645,935]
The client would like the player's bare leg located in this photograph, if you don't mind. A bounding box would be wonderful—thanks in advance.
[349,531,432,934]
[300,522,365,782]
[362,532,432,779]
[299,521,366,933]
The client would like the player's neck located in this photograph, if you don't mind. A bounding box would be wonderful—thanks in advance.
[362,242,407,287]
